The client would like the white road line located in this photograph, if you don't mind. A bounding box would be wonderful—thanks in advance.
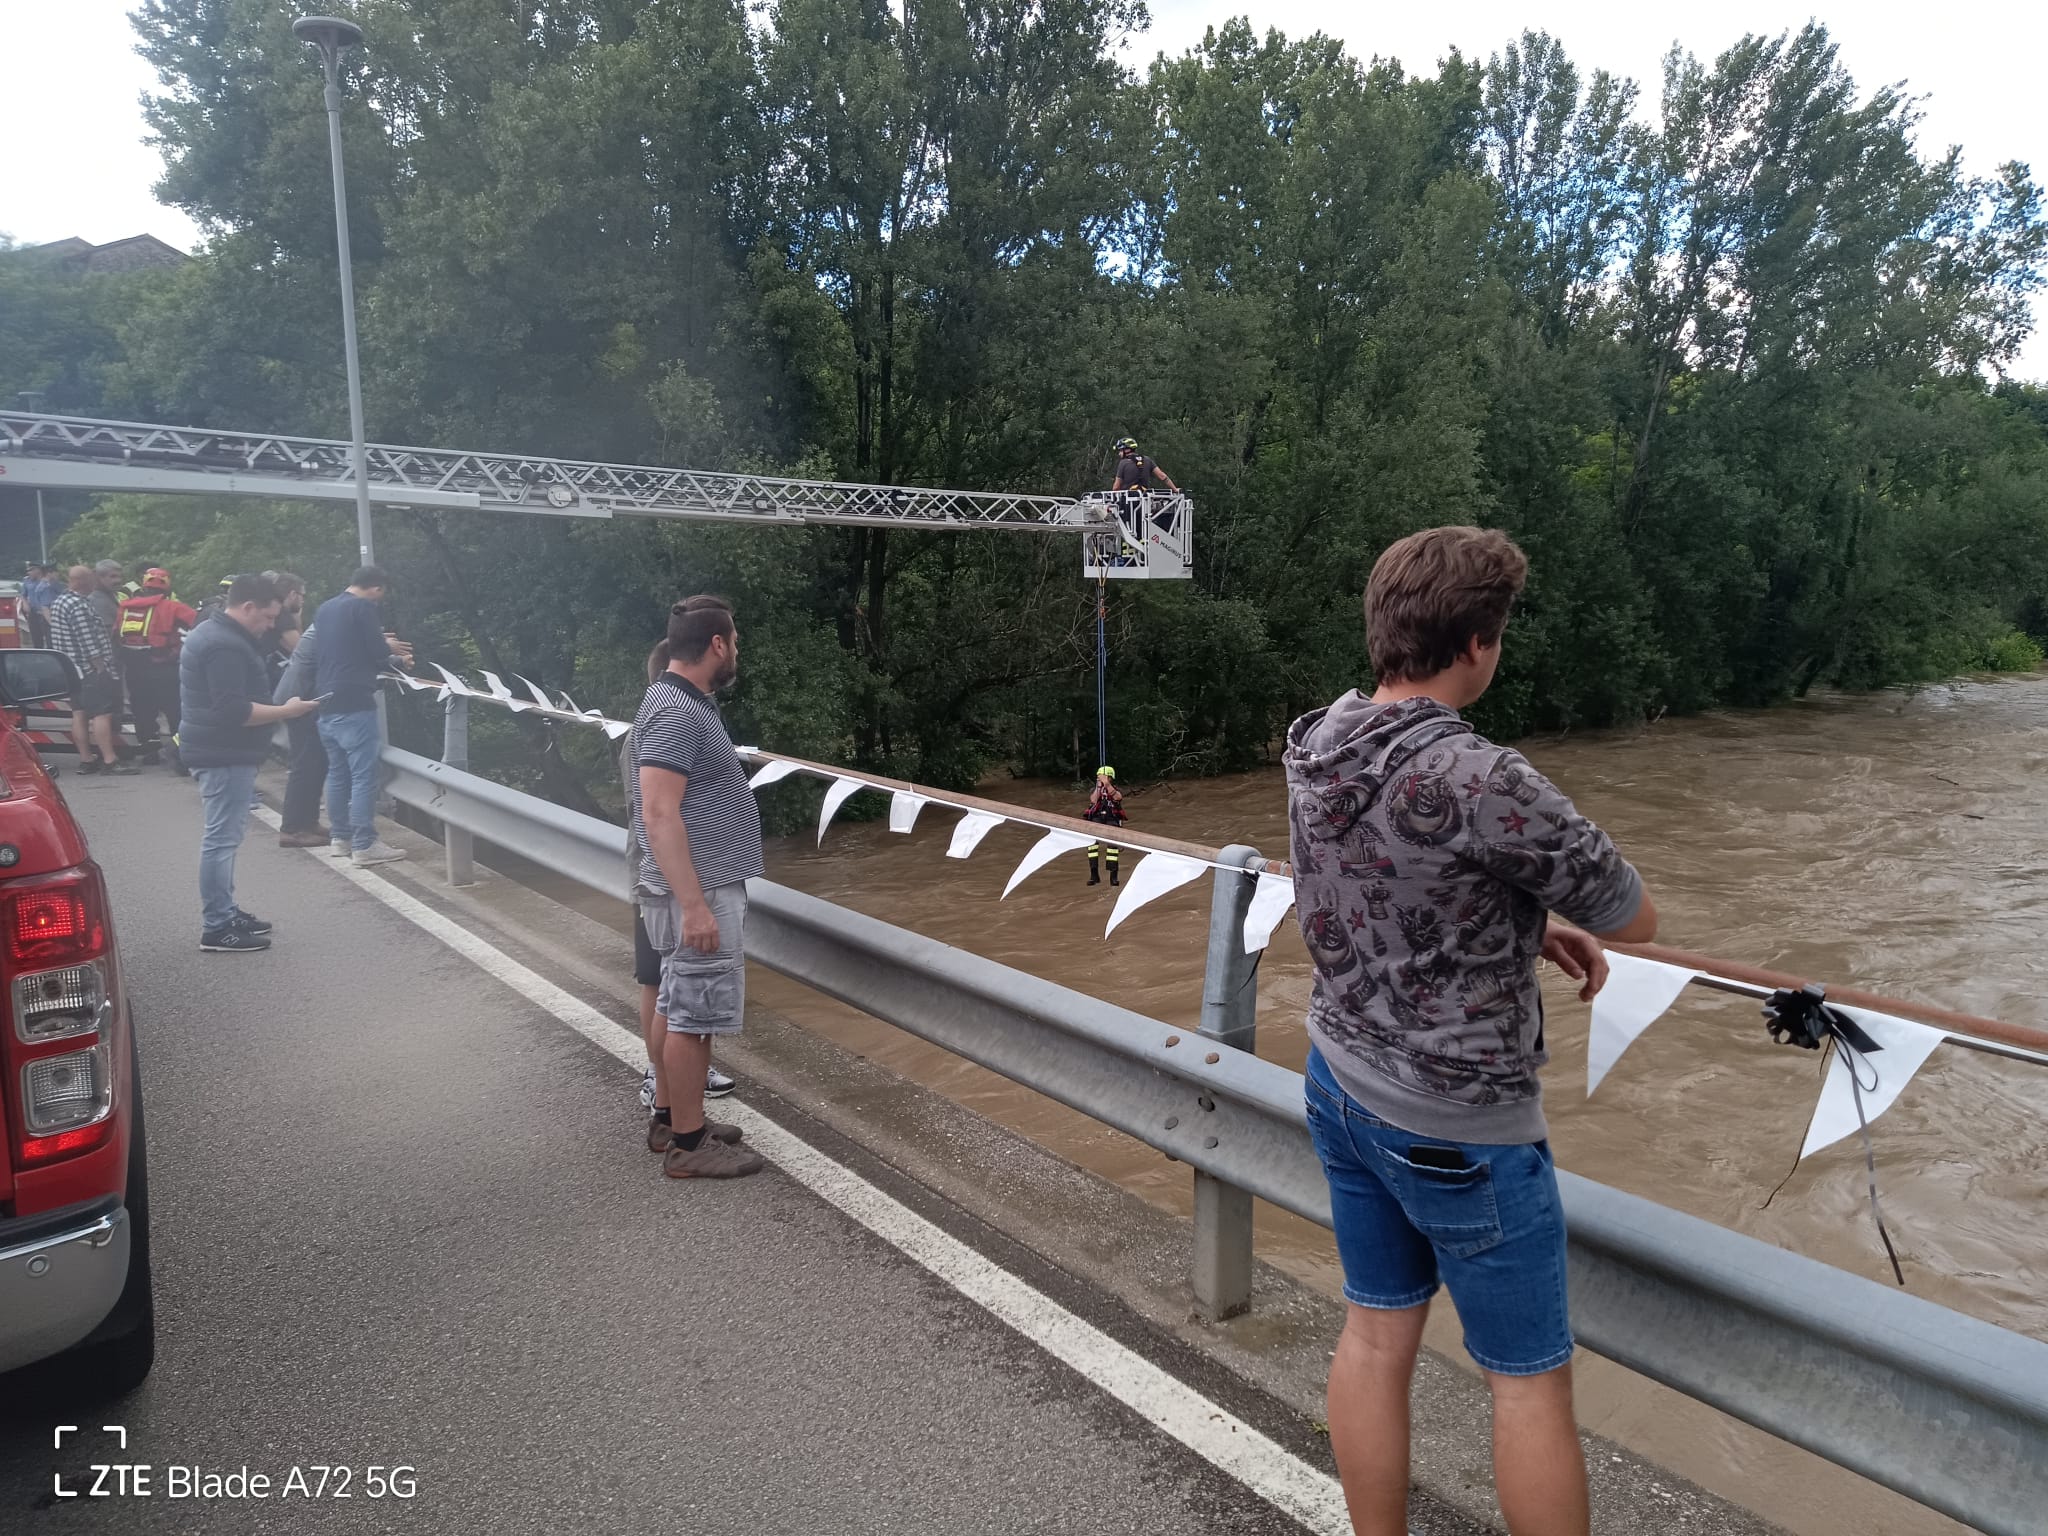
[260,806,1353,1534]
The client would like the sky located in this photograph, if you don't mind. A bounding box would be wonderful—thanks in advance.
[1,1,2043,376]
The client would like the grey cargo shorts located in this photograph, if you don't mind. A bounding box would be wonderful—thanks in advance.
[637,882,748,1037]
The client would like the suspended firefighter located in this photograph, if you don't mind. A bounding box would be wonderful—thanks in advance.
[1085,765,1126,887]
[117,567,199,763]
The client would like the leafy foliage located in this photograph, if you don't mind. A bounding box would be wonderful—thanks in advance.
[4,11,2045,794]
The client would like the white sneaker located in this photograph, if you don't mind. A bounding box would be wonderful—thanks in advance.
[638,1066,657,1110]
[705,1065,737,1099]
[352,841,407,866]
[330,840,352,857]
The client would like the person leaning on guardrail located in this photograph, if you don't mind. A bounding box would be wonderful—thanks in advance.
[1285,525,1659,1536]
[312,566,413,866]
[628,595,764,1180]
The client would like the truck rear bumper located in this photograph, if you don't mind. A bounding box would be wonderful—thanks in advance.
[0,1201,130,1374]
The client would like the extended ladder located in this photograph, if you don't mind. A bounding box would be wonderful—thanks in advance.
[0,412,1192,580]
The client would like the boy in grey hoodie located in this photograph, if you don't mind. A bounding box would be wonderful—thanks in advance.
[1286,525,1658,1536]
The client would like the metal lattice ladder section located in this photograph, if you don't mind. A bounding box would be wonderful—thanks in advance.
[0,412,1193,580]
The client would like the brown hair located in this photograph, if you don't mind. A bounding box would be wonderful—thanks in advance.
[645,638,672,682]
[665,594,735,662]
[1364,526,1528,683]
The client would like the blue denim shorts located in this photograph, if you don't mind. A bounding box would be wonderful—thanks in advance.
[1305,1046,1574,1377]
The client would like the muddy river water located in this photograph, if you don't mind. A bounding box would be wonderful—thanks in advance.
[742,675,2048,1536]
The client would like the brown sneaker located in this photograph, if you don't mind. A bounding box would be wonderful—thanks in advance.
[278,827,331,848]
[663,1135,764,1180]
[647,1115,741,1152]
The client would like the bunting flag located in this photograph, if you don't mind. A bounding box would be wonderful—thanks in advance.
[429,663,475,698]
[889,791,927,834]
[599,718,633,741]
[1587,953,1698,1094]
[1106,852,1208,936]
[1799,1007,1948,1160]
[515,674,558,711]
[1242,872,1296,954]
[1002,829,1093,897]
[476,670,533,711]
[749,760,801,791]
[817,777,866,845]
[947,810,1005,860]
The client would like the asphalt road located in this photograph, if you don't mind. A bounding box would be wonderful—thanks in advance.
[0,767,1334,1535]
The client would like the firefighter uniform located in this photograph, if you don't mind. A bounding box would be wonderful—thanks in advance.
[118,570,199,757]
[1085,767,1126,887]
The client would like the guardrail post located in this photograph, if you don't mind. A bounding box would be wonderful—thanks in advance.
[1193,844,1262,1320]
[441,695,475,887]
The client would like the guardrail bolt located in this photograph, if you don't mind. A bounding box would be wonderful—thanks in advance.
[1204,1051,1220,1064]
[1203,1137,1219,1150]
[1165,1035,1180,1047]
[1198,1095,1215,1112]
[1164,1116,1179,1130]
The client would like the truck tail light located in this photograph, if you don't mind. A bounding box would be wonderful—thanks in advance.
[2,866,118,1167]
[23,1043,111,1138]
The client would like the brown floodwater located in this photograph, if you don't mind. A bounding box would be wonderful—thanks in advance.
[745,673,2048,1536]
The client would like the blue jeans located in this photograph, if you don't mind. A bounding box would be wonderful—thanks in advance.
[1304,1046,1573,1376]
[317,708,383,852]
[194,763,260,934]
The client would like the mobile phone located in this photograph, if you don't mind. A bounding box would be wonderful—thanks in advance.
[1405,1144,1472,1172]
[312,692,334,704]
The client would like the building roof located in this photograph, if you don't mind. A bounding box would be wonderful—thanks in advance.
[25,234,190,275]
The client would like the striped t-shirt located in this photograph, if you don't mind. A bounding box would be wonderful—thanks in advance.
[628,674,764,895]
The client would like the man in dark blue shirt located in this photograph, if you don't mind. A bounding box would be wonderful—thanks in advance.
[312,566,410,865]
[180,573,320,952]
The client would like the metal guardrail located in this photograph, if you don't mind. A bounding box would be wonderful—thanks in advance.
[379,738,2048,1536]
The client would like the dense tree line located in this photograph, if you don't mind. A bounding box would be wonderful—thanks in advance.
[5,4,2046,797]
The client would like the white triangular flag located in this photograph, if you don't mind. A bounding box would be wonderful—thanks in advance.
[1002,829,1092,897]
[947,811,1004,859]
[1799,1008,1948,1160]
[515,674,557,710]
[818,777,865,845]
[888,792,927,833]
[601,718,633,740]
[749,759,801,790]
[477,670,532,711]
[431,663,476,696]
[1242,872,1296,953]
[1106,853,1208,936]
[1587,953,1698,1094]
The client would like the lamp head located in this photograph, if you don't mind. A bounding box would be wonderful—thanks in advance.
[293,15,364,56]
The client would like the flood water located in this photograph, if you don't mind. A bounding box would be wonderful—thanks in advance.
[747,674,2048,1536]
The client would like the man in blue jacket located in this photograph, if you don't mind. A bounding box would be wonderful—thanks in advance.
[312,566,411,865]
[179,573,320,953]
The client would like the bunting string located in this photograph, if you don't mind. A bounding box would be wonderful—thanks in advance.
[380,670,2041,1180]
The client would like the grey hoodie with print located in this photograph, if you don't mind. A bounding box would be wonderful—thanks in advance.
[1284,692,1642,1145]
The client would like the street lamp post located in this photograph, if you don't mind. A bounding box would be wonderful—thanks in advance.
[293,15,376,568]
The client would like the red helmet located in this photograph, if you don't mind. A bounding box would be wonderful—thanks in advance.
[143,567,172,590]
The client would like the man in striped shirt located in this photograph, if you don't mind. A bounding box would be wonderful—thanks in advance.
[629,594,765,1180]
[48,565,133,774]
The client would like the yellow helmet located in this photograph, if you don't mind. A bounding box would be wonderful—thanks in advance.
[1096,765,1116,780]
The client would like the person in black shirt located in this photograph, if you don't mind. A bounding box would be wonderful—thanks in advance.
[1110,437,1179,495]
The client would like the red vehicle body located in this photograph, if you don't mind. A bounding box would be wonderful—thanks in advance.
[0,649,153,1395]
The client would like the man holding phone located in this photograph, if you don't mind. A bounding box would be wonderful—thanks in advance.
[181,573,320,952]
[1286,527,1658,1536]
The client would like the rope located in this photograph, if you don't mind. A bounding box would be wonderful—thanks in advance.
[1095,570,1108,772]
